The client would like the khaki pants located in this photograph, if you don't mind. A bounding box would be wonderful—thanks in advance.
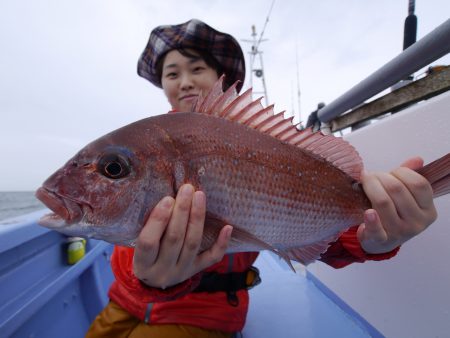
[85,301,233,338]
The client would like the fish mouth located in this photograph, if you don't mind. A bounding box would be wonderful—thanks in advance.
[35,187,86,226]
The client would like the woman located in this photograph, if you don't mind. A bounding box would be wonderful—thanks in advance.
[86,19,437,337]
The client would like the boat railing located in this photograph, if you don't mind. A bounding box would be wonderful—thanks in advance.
[316,19,450,130]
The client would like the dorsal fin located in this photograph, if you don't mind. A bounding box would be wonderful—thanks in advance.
[191,76,363,181]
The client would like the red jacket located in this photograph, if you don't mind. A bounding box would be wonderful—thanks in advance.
[109,225,399,332]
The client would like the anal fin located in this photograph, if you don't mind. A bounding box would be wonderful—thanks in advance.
[282,234,342,266]
[228,226,296,271]
[205,213,337,271]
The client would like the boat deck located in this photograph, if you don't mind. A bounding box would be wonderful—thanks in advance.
[0,210,381,338]
[245,252,381,337]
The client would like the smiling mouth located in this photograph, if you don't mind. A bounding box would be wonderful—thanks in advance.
[179,94,198,101]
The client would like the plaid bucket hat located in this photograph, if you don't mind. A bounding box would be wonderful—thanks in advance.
[137,19,246,92]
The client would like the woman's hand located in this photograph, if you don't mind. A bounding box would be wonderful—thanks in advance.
[133,184,232,289]
[358,157,437,254]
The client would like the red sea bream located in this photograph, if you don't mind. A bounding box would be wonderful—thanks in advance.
[36,77,450,265]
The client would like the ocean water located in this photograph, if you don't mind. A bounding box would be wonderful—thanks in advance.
[0,191,45,221]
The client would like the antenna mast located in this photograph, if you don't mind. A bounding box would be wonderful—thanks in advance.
[242,25,269,106]
[241,0,275,106]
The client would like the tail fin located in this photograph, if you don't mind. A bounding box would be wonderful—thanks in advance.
[416,153,450,198]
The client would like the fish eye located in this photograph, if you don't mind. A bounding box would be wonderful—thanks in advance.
[98,153,131,179]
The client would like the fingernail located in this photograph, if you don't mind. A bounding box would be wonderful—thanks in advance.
[160,196,174,209]
[193,191,205,206]
[179,184,194,197]
[365,210,376,223]
[227,226,233,240]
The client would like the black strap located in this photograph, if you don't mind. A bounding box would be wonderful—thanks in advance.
[192,266,261,306]
[193,266,261,293]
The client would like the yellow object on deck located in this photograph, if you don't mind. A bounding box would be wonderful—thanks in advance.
[67,237,86,265]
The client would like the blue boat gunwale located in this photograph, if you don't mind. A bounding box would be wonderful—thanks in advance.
[0,209,50,253]
[0,215,114,337]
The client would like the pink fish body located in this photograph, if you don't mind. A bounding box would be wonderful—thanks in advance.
[36,77,450,264]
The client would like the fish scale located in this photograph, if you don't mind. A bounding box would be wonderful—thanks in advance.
[153,112,370,256]
[35,76,450,265]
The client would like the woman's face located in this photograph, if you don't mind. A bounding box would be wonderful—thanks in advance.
[161,49,219,112]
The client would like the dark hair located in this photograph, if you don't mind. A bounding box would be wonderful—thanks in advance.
[156,48,231,90]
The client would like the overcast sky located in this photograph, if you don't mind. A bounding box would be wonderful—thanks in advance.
[1,0,449,191]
